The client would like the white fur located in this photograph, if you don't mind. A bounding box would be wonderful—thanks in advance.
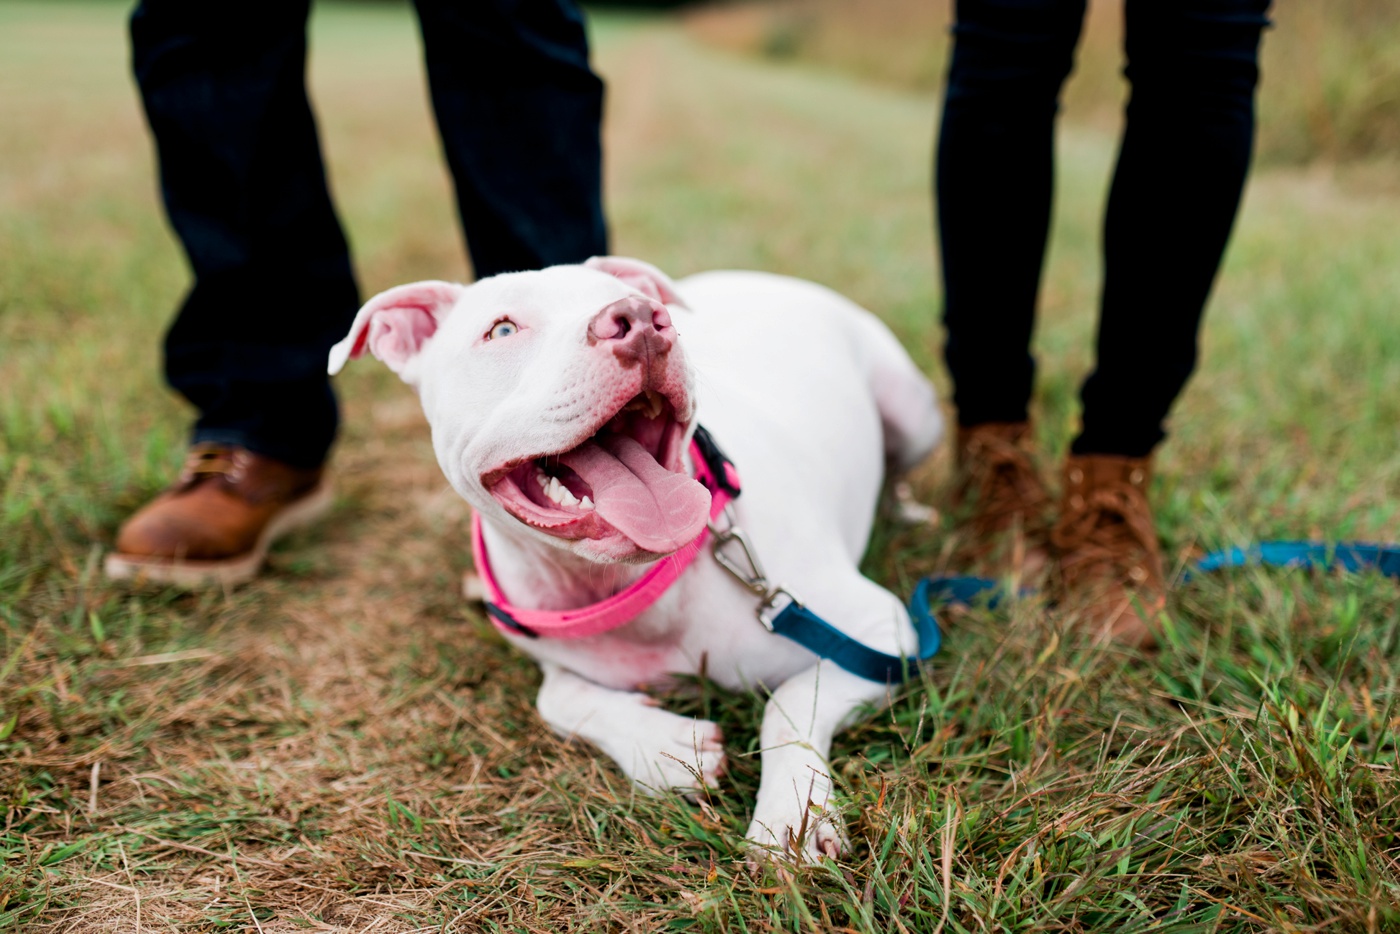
[331,259,943,862]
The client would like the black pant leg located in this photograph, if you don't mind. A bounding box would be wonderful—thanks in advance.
[412,0,608,278]
[131,0,358,468]
[1073,0,1271,457]
[937,0,1087,428]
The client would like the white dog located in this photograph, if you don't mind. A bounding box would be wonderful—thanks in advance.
[328,257,942,861]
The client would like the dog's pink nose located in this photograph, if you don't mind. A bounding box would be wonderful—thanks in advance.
[588,295,673,362]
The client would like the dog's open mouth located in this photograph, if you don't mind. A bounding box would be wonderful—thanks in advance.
[484,390,712,555]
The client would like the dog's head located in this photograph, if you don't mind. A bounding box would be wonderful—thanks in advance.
[329,257,711,564]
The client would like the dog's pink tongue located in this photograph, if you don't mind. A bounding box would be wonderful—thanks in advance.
[560,436,711,553]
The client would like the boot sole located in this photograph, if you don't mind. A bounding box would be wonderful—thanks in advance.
[103,481,335,588]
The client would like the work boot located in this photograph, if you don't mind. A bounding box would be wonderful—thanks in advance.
[105,443,331,587]
[948,422,1051,580]
[1050,454,1164,648]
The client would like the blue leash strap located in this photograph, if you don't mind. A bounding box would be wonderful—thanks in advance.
[767,591,942,684]
[769,539,1400,685]
[701,434,1397,683]
[899,541,1400,669]
[709,511,949,684]
[912,573,1002,611]
[1188,541,1400,580]
[701,448,948,683]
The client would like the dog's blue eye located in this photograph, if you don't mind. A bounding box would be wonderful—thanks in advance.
[487,319,518,340]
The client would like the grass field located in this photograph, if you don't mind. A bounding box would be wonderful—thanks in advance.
[3,2,1400,931]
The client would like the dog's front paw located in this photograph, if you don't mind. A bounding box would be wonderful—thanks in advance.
[745,799,848,869]
[607,710,726,796]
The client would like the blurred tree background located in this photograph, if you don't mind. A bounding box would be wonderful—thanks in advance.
[684,0,1400,166]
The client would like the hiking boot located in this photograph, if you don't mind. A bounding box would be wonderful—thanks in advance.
[1050,454,1164,648]
[105,443,332,587]
[949,422,1051,579]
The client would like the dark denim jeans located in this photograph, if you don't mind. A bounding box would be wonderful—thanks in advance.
[936,0,1272,457]
[131,0,608,468]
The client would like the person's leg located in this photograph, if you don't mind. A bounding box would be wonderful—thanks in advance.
[411,0,608,277]
[1073,0,1271,457]
[936,0,1086,576]
[111,1,354,585]
[937,0,1087,429]
[1055,0,1271,646]
[131,0,359,469]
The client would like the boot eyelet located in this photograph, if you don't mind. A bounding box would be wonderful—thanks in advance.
[1068,468,1083,484]
[1069,494,1084,510]
[1129,566,1147,582]
[1129,469,1145,485]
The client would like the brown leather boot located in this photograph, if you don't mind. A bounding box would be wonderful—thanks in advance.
[1050,454,1165,648]
[105,443,332,587]
[949,422,1051,579]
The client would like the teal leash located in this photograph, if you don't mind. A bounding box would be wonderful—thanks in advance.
[903,540,1400,670]
[1186,541,1400,579]
[700,429,1399,683]
[724,534,1400,686]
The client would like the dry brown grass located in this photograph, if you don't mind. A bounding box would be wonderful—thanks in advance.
[5,3,1400,931]
[8,394,733,930]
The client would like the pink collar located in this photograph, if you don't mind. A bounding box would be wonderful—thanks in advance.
[471,432,740,640]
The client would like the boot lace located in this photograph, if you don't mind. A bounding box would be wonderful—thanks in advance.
[958,434,1049,534]
[1052,481,1158,587]
[178,443,247,487]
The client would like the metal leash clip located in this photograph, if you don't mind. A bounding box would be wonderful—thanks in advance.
[707,503,800,630]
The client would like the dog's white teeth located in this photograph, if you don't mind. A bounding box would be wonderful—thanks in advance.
[541,476,582,508]
[621,392,666,419]
[580,496,594,511]
[535,469,548,488]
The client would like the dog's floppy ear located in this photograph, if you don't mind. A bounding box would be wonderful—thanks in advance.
[584,256,688,309]
[328,281,464,380]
